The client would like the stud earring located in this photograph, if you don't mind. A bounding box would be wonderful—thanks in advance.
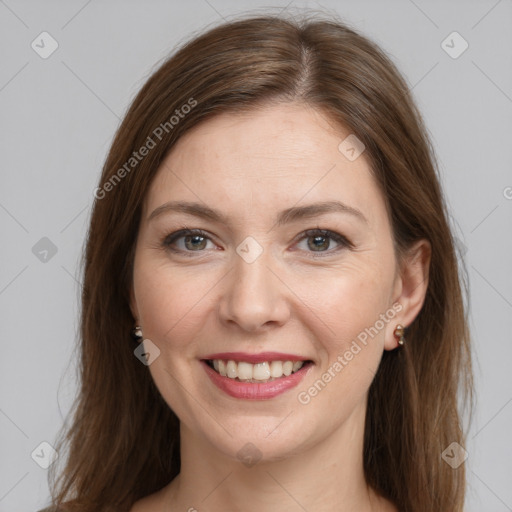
[132,325,143,342]
[394,324,405,346]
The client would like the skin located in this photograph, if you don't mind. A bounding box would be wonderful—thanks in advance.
[129,102,430,512]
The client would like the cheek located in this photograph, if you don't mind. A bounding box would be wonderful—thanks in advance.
[298,256,392,329]
[298,276,390,410]
[132,256,220,348]
[295,258,394,377]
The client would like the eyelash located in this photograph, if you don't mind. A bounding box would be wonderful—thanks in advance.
[161,226,352,258]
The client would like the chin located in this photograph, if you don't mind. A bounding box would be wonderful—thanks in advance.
[195,413,321,465]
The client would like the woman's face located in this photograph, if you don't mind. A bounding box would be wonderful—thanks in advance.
[131,102,404,462]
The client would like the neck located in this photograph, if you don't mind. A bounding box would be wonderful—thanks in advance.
[163,400,391,512]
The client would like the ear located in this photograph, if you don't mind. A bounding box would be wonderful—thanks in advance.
[385,239,431,350]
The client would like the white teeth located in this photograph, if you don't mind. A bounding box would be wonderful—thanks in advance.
[282,361,293,376]
[253,362,271,380]
[237,361,253,380]
[269,360,283,378]
[292,361,303,372]
[210,359,306,381]
[226,360,237,378]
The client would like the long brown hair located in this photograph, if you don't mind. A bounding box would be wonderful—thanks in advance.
[48,11,473,512]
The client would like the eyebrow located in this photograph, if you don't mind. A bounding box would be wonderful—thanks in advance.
[147,200,368,226]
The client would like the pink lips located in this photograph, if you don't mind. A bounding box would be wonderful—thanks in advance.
[200,356,313,400]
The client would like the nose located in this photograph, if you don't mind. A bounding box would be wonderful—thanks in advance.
[218,248,291,333]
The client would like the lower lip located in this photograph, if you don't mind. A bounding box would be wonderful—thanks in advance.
[201,360,313,400]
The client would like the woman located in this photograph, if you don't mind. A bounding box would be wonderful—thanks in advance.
[41,11,473,512]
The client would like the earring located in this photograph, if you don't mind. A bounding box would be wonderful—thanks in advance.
[394,324,405,346]
[132,325,143,342]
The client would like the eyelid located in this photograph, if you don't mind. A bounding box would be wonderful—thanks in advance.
[294,228,352,249]
[162,228,216,256]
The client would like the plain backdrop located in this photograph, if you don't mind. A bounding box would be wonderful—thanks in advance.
[1,1,511,510]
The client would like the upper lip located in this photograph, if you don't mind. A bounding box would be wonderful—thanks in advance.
[201,352,312,364]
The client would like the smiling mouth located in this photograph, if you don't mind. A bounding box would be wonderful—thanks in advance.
[204,359,313,383]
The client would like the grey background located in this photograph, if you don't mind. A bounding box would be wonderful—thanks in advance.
[0,1,511,510]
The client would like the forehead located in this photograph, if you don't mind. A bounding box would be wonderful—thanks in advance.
[144,103,385,227]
